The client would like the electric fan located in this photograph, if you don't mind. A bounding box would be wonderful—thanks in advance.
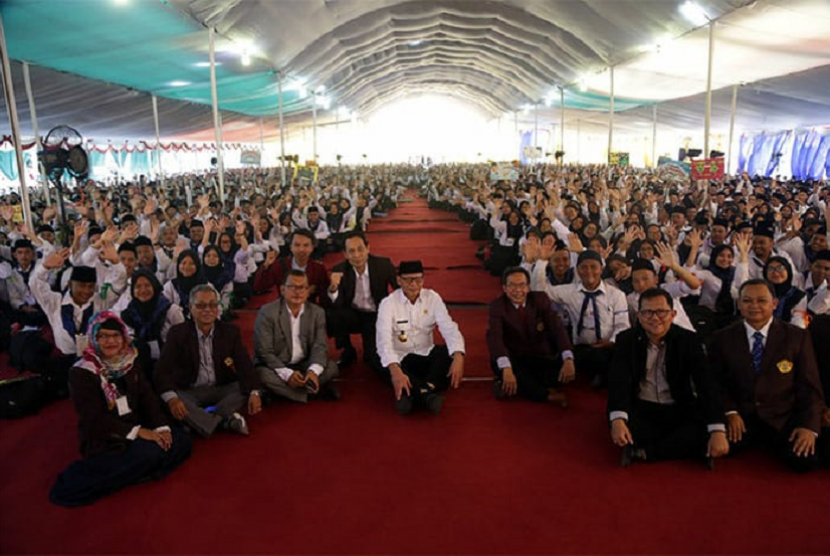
[38,125,89,244]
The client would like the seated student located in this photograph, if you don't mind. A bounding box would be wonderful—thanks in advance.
[530,248,630,388]
[253,270,340,403]
[608,289,729,467]
[155,284,261,438]
[804,250,830,303]
[627,247,700,332]
[50,312,191,507]
[253,229,329,305]
[133,235,171,284]
[327,232,397,369]
[486,267,574,406]
[116,269,185,384]
[162,250,206,320]
[710,279,824,472]
[201,244,234,313]
[31,246,126,376]
[376,260,465,415]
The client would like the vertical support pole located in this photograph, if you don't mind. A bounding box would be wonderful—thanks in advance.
[278,71,286,184]
[577,119,581,163]
[559,87,565,155]
[608,66,615,163]
[652,104,658,168]
[151,95,164,186]
[22,62,50,205]
[533,103,539,156]
[312,93,318,162]
[0,14,32,226]
[704,20,715,159]
[208,27,225,203]
[727,84,738,174]
[259,116,265,152]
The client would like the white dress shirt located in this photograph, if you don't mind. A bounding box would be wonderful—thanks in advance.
[376,288,465,368]
[274,305,324,381]
[530,261,630,345]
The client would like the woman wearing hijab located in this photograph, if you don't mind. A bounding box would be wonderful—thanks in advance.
[50,312,191,507]
[119,269,184,380]
[162,250,205,319]
[686,242,740,337]
[201,244,234,311]
[763,256,808,328]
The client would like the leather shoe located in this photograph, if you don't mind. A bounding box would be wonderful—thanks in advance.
[337,347,357,368]
[547,388,569,409]
[396,393,413,415]
[620,445,633,468]
[706,456,715,471]
[318,382,341,401]
[424,392,446,415]
[493,379,505,400]
[227,412,249,436]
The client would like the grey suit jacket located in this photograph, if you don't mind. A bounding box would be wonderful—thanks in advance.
[254,299,329,371]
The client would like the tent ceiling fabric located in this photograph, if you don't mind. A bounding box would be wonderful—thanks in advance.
[1,0,829,142]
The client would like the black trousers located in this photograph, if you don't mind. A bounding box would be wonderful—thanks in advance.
[491,355,563,402]
[50,426,192,507]
[627,399,706,461]
[573,344,614,380]
[384,345,452,396]
[326,306,381,372]
[731,416,820,473]
[821,427,830,469]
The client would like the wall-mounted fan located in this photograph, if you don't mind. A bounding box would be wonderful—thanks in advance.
[38,125,89,245]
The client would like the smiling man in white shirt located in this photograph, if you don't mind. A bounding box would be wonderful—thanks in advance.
[376,260,465,415]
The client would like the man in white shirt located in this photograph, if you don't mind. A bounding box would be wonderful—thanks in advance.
[376,260,465,415]
[530,249,630,388]
[254,270,340,403]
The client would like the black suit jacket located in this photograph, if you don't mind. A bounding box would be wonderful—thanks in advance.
[331,254,397,310]
[69,364,169,458]
[808,314,830,407]
[155,321,259,395]
[607,324,724,426]
[486,292,573,361]
[709,319,824,433]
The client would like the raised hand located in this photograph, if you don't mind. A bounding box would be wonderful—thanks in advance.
[655,242,678,269]
[44,248,71,270]
[567,233,584,253]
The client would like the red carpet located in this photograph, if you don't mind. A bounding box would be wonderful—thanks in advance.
[1,193,828,554]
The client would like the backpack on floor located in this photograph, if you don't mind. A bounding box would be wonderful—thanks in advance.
[0,376,48,419]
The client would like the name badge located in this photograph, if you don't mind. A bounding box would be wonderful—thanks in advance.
[75,334,89,355]
[115,396,131,416]
[148,340,160,360]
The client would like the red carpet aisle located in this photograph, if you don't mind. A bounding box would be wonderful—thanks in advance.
[1,193,829,554]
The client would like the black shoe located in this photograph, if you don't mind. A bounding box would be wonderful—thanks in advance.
[493,379,505,400]
[620,445,633,468]
[396,393,413,415]
[318,382,341,401]
[424,392,446,415]
[337,347,357,368]
[706,456,715,471]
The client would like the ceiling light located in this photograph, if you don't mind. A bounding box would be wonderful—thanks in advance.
[193,61,219,68]
[315,85,326,94]
[315,95,331,110]
[338,106,351,118]
[241,51,251,66]
[409,40,423,46]
[578,76,588,92]
[168,80,190,87]
[680,1,710,26]
[113,0,129,5]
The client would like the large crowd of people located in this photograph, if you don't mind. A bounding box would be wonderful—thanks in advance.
[0,161,828,506]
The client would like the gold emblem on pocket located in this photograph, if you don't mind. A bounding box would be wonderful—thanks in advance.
[777,359,793,374]
[398,331,408,343]
[537,322,544,332]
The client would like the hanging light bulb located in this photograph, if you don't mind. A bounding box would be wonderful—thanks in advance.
[241,50,251,66]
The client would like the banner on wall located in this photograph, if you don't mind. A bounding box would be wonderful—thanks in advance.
[293,165,319,182]
[240,150,261,165]
[690,157,725,180]
[523,146,542,159]
[489,162,519,182]
[658,157,691,182]
[609,152,630,167]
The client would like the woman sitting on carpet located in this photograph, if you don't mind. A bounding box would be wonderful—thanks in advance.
[50,312,191,507]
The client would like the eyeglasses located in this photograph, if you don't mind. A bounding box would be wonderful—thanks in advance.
[193,302,219,310]
[766,265,787,274]
[96,332,122,343]
[284,284,308,291]
[505,282,529,290]
[399,276,424,284]
[639,309,672,319]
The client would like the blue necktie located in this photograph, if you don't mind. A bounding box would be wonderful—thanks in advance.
[751,331,764,374]
[577,291,603,342]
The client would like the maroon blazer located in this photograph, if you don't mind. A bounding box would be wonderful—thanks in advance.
[709,319,824,433]
[155,321,260,396]
[253,256,330,306]
[68,364,168,458]
[486,291,573,362]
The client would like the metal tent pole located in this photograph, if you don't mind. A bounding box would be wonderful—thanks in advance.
[208,27,225,203]
[22,62,50,205]
[312,93,318,162]
[652,104,658,168]
[608,66,614,163]
[151,95,164,186]
[559,87,565,156]
[704,21,715,159]
[278,71,286,184]
[727,84,738,174]
[0,14,32,226]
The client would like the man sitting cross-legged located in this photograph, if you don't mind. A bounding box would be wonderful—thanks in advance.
[254,270,340,403]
